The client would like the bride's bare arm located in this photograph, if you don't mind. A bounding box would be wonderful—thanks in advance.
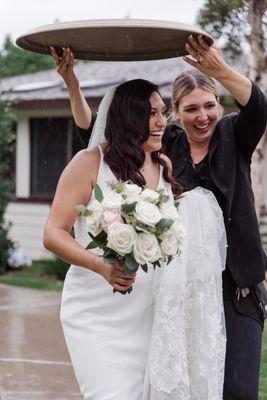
[43,148,135,291]
[43,148,100,269]
[50,46,92,130]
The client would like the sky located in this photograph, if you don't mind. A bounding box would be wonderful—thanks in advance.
[0,0,205,47]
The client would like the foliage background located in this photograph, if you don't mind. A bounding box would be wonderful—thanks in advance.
[0,35,55,272]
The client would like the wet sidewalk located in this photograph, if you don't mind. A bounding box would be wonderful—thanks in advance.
[0,283,82,400]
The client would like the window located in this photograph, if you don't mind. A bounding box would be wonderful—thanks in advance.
[30,117,85,199]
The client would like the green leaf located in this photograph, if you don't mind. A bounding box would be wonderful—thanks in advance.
[136,223,157,235]
[94,184,104,202]
[113,286,133,295]
[141,264,148,273]
[92,230,107,243]
[104,254,118,264]
[86,241,100,250]
[154,260,162,269]
[88,230,107,247]
[124,254,139,276]
[167,256,173,265]
[121,202,137,213]
[136,224,150,233]
[156,218,174,232]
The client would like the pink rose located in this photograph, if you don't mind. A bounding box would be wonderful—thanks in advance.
[103,210,124,233]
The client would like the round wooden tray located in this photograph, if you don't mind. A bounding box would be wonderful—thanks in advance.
[16,19,213,61]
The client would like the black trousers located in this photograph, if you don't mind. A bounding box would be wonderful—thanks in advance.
[223,270,264,400]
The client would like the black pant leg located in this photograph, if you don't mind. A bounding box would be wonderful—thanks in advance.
[223,299,263,400]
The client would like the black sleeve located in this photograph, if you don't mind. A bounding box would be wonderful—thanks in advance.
[75,114,96,147]
[233,82,267,160]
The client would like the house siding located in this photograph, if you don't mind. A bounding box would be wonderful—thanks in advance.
[5,202,52,260]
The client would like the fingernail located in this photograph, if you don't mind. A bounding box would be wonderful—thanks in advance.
[189,34,193,40]
[185,43,189,48]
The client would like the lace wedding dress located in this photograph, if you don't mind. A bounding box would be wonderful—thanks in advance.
[142,187,227,400]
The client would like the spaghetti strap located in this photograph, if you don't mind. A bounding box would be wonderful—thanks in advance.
[97,144,104,163]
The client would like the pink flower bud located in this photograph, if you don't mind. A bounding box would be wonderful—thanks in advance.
[103,210,124,233]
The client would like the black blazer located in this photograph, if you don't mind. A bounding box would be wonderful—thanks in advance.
[163,83,267,288]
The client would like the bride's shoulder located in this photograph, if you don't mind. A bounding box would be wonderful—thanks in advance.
[70,146,100,168]
[61,146,101,185]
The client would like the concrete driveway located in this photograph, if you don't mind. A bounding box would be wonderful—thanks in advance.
[0,283,82,400]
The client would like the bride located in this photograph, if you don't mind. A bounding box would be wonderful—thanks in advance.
[43,77,182,399]
[44,48,227,399]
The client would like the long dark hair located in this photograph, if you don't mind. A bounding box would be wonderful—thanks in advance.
[103,79,181,197]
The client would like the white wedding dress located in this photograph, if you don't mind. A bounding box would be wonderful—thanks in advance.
[142,187,227,400]
[61,146,227,400]
[61,146,168,400]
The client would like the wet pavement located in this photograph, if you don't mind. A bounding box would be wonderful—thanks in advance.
[0,283,82,400]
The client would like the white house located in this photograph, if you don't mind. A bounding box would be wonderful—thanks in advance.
[1,58,267,259]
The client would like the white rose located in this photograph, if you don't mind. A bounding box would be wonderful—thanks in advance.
[160,235,178,256]
[102,191,123,210]
[84,200,103,235]
[169,219,185,244]
[160,221,185,257]
[107,222,137,256]
[123,183,142,203]
[85,216,103,236]
[140,188,159,203]
[159,201,179,220]
[88,199,103,213]
[135,200,162,226]
[133,233,161,265]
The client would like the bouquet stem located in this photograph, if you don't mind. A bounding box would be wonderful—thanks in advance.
[113,286,133,295]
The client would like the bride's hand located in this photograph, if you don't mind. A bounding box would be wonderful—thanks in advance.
[100,259,136,292]
[50,46,80,91]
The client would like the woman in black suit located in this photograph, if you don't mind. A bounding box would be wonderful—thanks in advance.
[164,35,267,400]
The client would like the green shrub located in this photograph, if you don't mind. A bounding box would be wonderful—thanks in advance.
[39,258,70,280]
[0,97,16,273]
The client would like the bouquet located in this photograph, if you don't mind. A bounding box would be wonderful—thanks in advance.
[77,181,184,294]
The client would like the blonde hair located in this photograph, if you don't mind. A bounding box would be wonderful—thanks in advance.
[172,70,219,110]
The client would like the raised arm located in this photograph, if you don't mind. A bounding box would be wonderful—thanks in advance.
[183,35,252,106]
[184,36,267,158]
[50,46,92,130]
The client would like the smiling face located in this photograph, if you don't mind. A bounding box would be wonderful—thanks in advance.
[175,87,220,146]
[142,91,167,153]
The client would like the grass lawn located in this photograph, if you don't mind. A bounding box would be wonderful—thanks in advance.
[0,261,266,396]
[0,260,66,291]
